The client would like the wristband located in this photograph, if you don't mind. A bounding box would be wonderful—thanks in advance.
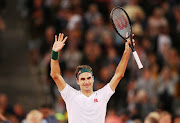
[51,50,59,60]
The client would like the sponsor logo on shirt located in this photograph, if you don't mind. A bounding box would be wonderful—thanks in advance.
[94,99,98,103]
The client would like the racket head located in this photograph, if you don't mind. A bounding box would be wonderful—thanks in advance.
[110,7,132,41]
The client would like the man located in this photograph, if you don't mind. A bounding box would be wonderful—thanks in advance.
[50,33,134,123]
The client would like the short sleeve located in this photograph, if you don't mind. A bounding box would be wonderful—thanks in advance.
[59,84,77,103]
[97,83,115,102]
[105,83,115,102]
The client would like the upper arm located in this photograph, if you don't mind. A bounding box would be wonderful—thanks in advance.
[52,74,66,91]
[109,74,123,91]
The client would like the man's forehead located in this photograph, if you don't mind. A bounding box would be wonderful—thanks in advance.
[79,72,92,78]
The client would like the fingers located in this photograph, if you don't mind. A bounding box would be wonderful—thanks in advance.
[55,35,57,42]
[57,33,65,42]
[126,32,129,38]
[60,33,64,41]
[55,33,67,44]
[62,36,68,43]
[132,39,135,46]
[58,33,61,41]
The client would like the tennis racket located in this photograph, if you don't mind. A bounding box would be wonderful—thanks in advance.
[110,6,143,69]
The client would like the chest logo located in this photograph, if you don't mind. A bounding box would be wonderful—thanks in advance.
[94,98,98,103]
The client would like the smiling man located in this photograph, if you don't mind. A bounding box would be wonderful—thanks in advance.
[50,33,134,123]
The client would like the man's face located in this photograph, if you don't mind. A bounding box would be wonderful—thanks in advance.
[77,72,94,92]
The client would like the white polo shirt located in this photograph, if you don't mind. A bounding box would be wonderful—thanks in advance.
[59,83,115,123]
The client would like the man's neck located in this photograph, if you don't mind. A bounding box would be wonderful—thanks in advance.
[81,90,93,97]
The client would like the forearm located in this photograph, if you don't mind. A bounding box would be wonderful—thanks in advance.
[50,59,61,78]
[50,58,66,91]
[115,49,130,78]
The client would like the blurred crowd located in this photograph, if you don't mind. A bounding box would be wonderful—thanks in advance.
[1,0,180,122]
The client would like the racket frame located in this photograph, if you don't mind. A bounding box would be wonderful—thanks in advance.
[110,6,143,69]
[110,6,135,51]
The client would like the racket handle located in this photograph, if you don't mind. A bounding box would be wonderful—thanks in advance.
[132,51,143,69]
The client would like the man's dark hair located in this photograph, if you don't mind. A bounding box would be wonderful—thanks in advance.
[75,65,93,79]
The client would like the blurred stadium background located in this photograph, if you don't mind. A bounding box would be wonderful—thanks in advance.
[0,0,180,122]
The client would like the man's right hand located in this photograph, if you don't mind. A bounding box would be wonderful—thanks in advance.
[52,33,68,52]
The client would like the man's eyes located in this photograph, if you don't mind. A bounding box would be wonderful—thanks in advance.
[80,77,91,80]
[87,77,91,80]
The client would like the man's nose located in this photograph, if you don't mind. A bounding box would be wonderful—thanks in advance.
[84,80,89,83]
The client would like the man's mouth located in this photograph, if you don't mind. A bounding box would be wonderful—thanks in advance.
[84,84,90,88]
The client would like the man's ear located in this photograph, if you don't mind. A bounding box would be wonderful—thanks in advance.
[76,78,79,85]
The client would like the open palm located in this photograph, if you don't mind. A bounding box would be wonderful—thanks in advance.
[52,33,68,52]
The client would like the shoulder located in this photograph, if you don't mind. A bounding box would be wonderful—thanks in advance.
[95,83,111,94]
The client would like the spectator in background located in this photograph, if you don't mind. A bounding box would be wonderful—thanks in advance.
[0,16,5,31]
[39,26,56,102]
[144,117,158,123]
[148,7,168,40]
[85,3,101,26]
[168,48,180,75]
[168,48,180,98]
[0,15,5,62]
[39,104,58,123]
[173,5,180,46]
[6,115,19,123]
[62,30,82,70]
[126,80,137,119]
[27,0,52,65]
[13,103,25,122]
[54,95,66,115]
[102,32,116,54]
[157,25,171,64]
[144,112,160,123]
[66,10,82,31]
[158,66,179,112]
[96,66,111,90]
[105,108,121,123]
[22,109,44,123]
[84,30,95,43]
[119,110,132,123]
[147,53,160,88]
[40,26,55,58]
[54,8,68,33]
[0,94,13,115]
[104,47,121,66]
[81,41,102,79]
[0,113,11,123]
[159,111,171,123]
[0,0,6,14]
[133,119,142,123]
[141,38,152,54]
[135,68,157,101]
[135,90,155,120]
[63,69,79,90]
[174,115,180,123]
[124,0,145,23]
[89,14,107,44]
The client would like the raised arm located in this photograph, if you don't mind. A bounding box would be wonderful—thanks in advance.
[109,34,135,91]
[50,33,67,91]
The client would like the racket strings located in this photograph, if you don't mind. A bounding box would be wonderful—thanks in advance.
[112,9,131,39]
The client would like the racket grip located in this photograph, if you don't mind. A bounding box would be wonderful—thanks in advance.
[132,51,143,69]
